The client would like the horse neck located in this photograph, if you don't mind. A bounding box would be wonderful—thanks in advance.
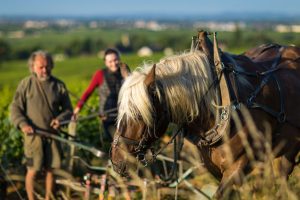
[182,104,215,140]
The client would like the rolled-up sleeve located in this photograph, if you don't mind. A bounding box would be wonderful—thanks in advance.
[10,81,30,129]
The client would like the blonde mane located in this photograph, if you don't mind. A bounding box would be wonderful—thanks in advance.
[117,50,217,128]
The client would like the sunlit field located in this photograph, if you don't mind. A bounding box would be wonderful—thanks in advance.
[1,27,300,199]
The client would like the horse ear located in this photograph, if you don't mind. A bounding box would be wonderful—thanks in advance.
[144,64,156,86]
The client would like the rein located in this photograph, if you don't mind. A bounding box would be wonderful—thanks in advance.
[111,124,184,179]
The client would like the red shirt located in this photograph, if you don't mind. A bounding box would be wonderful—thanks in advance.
[76,70,104,109]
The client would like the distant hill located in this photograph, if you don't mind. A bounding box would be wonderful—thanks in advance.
[0,12,300,23]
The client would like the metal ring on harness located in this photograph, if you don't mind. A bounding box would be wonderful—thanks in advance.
[220,108,229,121]
[246,96,254,107]
[277,111,286,123]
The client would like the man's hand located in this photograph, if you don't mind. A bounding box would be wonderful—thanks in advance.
[100,115,107,121]
[50,119,60,130]
[21,125,34,135]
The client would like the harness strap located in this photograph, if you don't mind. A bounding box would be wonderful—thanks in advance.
[196,34,286,147]
[222,54,241,103]
[197,33,233,146]
[113,134,140,148]
[246,47,286,123]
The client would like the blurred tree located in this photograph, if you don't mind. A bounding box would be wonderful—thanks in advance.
[0,39,11,62]
[230,25,243,47]
[11,45,41,60]
[81,38,93,54]
[65,39,82,56]
[129,34,151,51]
[282,33,296,45]
[157,34,190,51]
[93,38,106,53]
[245,32,273,47]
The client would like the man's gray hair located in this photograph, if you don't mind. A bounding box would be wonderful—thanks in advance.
[28,50,54,73]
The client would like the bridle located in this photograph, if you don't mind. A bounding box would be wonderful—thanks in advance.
[110,122,184,178]
[110,82,175,176]
[110,59,226,177]
[109,60,228,177]
[110,62,224,177]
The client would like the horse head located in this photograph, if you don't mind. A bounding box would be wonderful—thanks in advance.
[110,64,170,176]
[110,51,216,176]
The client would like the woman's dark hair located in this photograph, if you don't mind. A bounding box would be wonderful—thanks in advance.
[104,48,120,60]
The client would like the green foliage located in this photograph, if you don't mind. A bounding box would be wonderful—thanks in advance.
[0,39,11,61]
[0,86,23,167]
[62,37,106,56]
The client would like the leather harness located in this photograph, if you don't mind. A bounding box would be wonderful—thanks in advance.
[111,32,289,175]
[194,32,286,147]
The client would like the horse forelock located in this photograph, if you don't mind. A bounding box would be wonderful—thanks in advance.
[117,50,216,129]
[117,67,154,129]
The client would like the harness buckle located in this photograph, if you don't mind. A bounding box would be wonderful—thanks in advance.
[112,135,120,147]
[198,139,209,147]
[220,107,229,121]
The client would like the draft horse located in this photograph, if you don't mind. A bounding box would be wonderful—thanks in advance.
[110,33,300,197]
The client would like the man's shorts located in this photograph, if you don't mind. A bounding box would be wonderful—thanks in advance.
[24,134,62,171]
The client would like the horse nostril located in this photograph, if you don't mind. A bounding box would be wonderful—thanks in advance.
[113,161,129,177]
[137,153,145,161]
[120,163,128,176]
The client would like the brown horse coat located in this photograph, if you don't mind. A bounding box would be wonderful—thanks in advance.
[111,35,300,198]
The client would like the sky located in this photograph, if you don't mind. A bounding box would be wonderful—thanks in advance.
[0,0,299,17]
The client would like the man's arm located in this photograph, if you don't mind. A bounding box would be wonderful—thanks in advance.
[55,83,73,124]
[10,79,34,134]
[10,80,30,128]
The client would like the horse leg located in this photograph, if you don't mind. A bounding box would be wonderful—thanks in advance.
[277,144,300,179]
[214,154,249,199]
[278,155,295,179]
[276,125,300,179]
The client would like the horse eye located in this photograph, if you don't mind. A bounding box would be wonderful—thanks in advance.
[118,120,127,133]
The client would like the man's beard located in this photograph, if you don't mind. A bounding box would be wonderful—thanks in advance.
[37,74,50,81]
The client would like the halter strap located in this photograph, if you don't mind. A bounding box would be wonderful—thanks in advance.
[112,133,140,148]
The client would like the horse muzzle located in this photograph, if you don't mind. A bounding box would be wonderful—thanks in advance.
[112,160,129,177]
